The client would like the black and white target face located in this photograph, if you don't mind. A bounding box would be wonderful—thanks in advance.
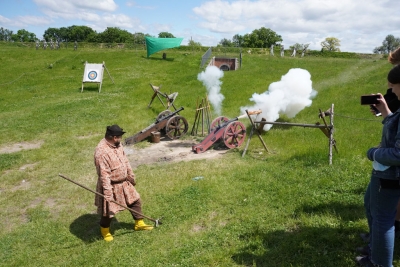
[88,71,97,80]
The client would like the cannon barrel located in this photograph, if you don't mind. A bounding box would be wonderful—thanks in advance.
[156,106,184,123]
[212,111,260,132]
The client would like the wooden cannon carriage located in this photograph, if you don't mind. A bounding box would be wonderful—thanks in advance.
[124,107,188,145]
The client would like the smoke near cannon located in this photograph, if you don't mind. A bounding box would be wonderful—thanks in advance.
[240,68,317,131]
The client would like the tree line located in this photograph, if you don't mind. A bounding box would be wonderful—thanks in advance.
[217,27,342,53]
[217,27,400,54]
[1,25,398,54]
[0,25,181,45]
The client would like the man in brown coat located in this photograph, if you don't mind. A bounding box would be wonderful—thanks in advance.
[94,124,153,241]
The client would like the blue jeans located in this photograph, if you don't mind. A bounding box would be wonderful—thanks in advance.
[364,174,400,267]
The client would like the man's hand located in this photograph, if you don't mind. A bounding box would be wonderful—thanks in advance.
[367,147,378,161]
[127,176,136,186]
[103,189,113,202]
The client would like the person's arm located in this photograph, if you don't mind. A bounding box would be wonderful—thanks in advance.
[122,149,136,185]
[96,156,114,201]
[367,116,400,166]
[374,93,391,118]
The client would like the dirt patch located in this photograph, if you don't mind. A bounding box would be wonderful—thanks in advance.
[11,179,31,192]
[0,140,44,154]
[125,137,229,169]
[19,163,38,170]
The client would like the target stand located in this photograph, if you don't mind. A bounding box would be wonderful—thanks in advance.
[148,83,178,110]
[81,61,114,93]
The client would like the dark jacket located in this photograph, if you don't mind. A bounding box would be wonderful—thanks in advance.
[367,109,400,179]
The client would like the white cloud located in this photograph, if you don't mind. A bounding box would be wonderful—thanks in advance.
[34,0,118,13]
[192,0,400,52]
[2,0,399,53]
[0,15,12,24]
[0,14,51,28]
[29,0,143,32]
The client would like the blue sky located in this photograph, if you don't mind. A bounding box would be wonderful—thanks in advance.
[1,0,400,53]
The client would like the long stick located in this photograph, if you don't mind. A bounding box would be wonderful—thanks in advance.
[58,173,162,226]
[253,121,333,129]
[242,124,254,157]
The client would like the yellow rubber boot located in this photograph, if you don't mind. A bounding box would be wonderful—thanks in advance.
[134,219,153,231]
[100,227,114,241]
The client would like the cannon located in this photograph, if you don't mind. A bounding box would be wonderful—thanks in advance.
[124,107,188,145]
[192,110,261,154]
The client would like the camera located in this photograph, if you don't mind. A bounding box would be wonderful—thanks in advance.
[360,95,380,105]
[360,95,381,116]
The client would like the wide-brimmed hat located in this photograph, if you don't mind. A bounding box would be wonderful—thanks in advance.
[106,124,126,136]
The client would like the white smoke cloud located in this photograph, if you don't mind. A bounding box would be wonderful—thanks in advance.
[197,66,225,115]
[240,68,317,131]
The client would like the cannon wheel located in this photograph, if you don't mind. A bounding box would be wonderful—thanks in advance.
[210,116,229,132]
[165,115,188,139]
[157,110,172,121]
[223,121,246,149]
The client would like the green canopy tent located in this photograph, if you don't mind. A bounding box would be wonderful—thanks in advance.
[145,37,183,57]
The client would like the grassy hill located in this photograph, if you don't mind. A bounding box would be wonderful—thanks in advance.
[0,42,397,266]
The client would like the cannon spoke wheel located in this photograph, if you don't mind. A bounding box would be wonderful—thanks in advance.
[165,115,188,139]
[223,121,246,149]
[210,116,229,132]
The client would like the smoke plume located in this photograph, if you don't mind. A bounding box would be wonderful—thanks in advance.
[240,68,317,131]
[197,66,225,115]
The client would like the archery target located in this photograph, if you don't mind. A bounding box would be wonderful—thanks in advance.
[88,71,97,80]
[83,63,103,83]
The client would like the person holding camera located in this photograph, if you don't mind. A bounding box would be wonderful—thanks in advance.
[356,65,400,266]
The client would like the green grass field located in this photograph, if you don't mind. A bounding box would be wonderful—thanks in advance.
[0,42,398,266]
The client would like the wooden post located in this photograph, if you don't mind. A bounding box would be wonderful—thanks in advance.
[329,104,334,165]
[201,99,204,136]
[191,96,212,136]
[242,124,254,157]
[205,95,211,133]
[242,110,269,157]
[191,98,199,136]
[319,104,337,165]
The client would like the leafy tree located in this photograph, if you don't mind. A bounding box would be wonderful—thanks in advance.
[0,27,13,41]
[12,29,36,42]
[321,37,341,52]
[188,39,201,46]
[44,27,61,41]
[373,34,400,54]
[232,34,244,47]
[188,39,202,47]
[188,39,202,51]
[158,32,175,38]
[218,38,233,47]
[0,27,6,41]
[86,32,99,43]
[58,27,70,42]
[289,43,308,51]
[242,27,282,48]
[97,27,133,43]
[133,32,147,44]
[68,25,96,42]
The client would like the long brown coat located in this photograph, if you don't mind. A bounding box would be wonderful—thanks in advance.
[94,138,140,217]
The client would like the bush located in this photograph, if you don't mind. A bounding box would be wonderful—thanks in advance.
[306,50,360,58]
